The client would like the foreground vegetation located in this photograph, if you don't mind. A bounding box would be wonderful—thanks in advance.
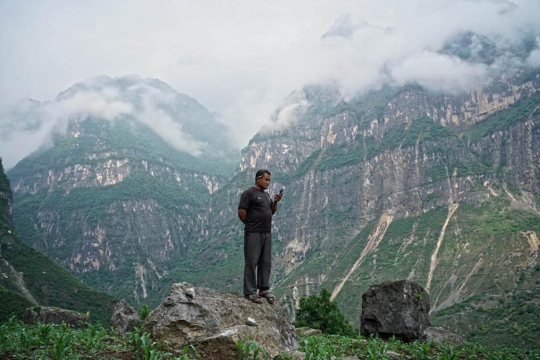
[1,317,539,360]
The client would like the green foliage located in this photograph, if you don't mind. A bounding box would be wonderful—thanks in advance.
[0,318,200,359]
[294,288,355,336]
[296,333,540,360]
[0,286,34,321]
[139,304,150,321]
[236,338,269,360]
[0,229,117,324]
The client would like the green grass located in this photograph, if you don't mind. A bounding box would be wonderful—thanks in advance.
[2,318,538,360]
[0,318,199,360]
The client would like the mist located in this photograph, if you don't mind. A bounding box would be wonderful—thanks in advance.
[1,0,539,168]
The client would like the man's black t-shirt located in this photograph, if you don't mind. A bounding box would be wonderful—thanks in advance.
[238,187,273,234]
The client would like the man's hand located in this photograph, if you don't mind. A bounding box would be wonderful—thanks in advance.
[238,208,247,224]
[271,192,282,215]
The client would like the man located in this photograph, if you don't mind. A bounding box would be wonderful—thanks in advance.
[238,169,283,304]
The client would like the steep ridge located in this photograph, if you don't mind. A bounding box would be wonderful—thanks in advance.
[165,70,540,348]
[7,75,238,304]
[0,158,117,323]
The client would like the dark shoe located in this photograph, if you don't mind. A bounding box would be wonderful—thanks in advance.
[258,291,275,304]
[245,294,262,304]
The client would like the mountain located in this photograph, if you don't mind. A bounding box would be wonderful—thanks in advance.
[6,70,540,348]
[161,69,540,349]
[0,158,117,324]
[7,75,238,304]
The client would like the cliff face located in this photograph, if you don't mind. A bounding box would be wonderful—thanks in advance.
[0,159,13,228]
[7,76,238,303]
[180,70,540,349]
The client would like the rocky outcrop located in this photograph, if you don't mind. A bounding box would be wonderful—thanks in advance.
[422,326,465,346]
[23,306,89,328]
[110,300,140,334]
[144,282,299,358]
[361,280,431,342]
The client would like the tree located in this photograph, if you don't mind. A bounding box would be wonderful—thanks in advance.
[294,288,355,336]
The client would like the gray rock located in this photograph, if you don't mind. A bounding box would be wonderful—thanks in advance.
[423,326,465,346]
[386,350,401,358]
[361,280,431,342]
[110,300,141,334]
[23,306,88,328]
[295,327,323,336]
[145,282,299,358]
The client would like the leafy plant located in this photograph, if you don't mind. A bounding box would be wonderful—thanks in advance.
[294,288,355,336]
[140,304,151,320]
[236,338,269,360]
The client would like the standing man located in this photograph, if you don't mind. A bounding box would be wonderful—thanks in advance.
[238,169,283,304]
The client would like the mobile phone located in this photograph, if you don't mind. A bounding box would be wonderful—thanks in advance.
[279,189,284,194]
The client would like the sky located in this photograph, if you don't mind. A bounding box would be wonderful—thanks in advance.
[1,0,540,169]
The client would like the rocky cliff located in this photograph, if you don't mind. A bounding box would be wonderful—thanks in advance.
[170,70,540,349]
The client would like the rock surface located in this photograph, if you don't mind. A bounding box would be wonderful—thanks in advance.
[145,282,299,358]
[361,280,431,341]
[295,327,323,336]
[423,326,465,346]
[23,306,89,328]
[110,300,140,334]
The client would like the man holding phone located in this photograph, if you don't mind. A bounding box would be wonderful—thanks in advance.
[238,169,283,304]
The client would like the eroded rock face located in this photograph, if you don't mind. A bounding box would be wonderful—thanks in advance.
[110,300,140,334]
[145,282,299,358]
[361,280,431,342]
[23,306,89,328]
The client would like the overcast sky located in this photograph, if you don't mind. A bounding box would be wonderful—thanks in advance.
[1,0,540,168]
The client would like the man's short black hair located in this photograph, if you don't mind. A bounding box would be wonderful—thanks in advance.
[255,169,271,179]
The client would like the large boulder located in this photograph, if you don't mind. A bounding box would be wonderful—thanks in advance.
[110,300,141,334]
[145,282,299,358]
[360,280,431,342]
[23,306,89,328]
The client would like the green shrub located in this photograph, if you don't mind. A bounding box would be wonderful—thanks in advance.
[294,288,355,336]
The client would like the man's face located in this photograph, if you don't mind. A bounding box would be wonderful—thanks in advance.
[256,174,271,190]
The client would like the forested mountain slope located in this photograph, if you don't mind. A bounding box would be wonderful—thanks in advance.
[7,75,238,303]
[0,158,117,324]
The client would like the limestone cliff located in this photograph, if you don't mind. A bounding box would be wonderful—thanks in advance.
[179,70,540,349]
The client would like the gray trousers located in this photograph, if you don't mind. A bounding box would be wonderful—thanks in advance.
[244,232,272,296]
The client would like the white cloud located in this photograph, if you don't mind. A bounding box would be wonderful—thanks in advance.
[390,51,488,93]
[1,0,540,166]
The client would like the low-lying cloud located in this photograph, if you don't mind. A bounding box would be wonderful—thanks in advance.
[0,80,209,168]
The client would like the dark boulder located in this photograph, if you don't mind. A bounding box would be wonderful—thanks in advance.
[145,282,299,358]
[110,300,141,334]
[360,280,431,341]
[23,306,89,328]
